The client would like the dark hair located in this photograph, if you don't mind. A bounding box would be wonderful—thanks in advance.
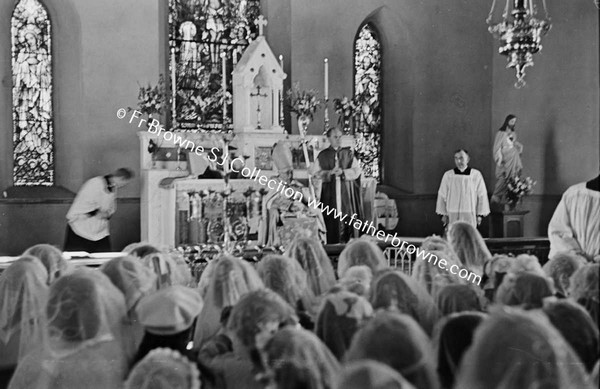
[220,305,233,325]
[437,313,486,388]
[543,300,599,372]
[454,149,469,156]
[113,167,134,180]
[135,327,193,365]
[499,114,517,132]
[326,127,342,137]
[129,244,161,258]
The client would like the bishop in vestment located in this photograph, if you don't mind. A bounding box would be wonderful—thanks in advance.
[259,142,325,247]
[313,128,363,243]
[436,149,490,228]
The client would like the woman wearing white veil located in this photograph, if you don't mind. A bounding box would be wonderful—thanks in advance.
[192,255,263,348]
[455,308,593,389]
[0,256,48,371]
[8,269,130,389]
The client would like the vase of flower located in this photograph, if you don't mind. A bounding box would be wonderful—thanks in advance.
[297,115,311,134]
[128,74,167,127]
[505,199,521,212]
[505,175,536,212]
[342,118,352,134]
[333,96,358,134]
[286,82,322,135]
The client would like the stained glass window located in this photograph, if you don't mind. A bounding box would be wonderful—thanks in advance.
[11,0,53,186]
[354,23,382,182]
[169,0,261,132]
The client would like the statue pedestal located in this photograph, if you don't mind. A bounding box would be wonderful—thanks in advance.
[489,209,530,238]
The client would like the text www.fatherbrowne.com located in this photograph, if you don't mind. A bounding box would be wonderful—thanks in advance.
[307,198,482,286]
[118,108,482,286]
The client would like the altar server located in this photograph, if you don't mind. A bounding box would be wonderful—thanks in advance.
[548,174,600,261]
[436,149,489,228]
[64,168,134,252]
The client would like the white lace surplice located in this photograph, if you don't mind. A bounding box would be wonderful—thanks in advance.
[436,169,490,227]
[548,182,600,261]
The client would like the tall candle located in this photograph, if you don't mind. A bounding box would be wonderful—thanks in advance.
[171,47,177,126]
[221,53,227,122]
[279,54,283,71]
[324,58,329,100]
[223,140,229,175]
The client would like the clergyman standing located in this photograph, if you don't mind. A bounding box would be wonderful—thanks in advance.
[436,149,490,228]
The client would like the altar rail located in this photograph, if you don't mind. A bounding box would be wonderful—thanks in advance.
[322,237,550,276]
[183,237,550,281]
[0,238,551,278]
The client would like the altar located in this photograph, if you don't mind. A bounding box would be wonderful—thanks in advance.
[138,131,361,249]
[138,18,376,250]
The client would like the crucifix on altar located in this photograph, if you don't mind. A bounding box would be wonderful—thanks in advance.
[249,85,268,129]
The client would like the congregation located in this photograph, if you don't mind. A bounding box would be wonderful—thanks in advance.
[1,222,599,389]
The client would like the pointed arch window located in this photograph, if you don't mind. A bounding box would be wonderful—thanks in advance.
[11,0,54,186]
[168,0,261,132]
[354,23,382,182]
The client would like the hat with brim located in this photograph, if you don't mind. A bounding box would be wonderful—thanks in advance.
[136,285,203,335]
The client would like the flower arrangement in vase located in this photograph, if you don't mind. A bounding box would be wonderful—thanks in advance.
[333,96,359,134]
[129,74,167,121]
[286,82,322,133]
[506,175,536,210]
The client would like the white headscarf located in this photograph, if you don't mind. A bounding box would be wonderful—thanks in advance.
[100,255,157,312]
[369,270,439,335]
[193,255,263,348]
[337,238,387,278]
[140,252,193,289]
[262,327,340,389]
[455,307,594,389]
[8,269,130,389]
[257,254,308,306]
[335,360,416,389]
[447,221,491,274]
[23,244,71,284]
[126,348,201,389]
[286,237,337,296]
[345,311,439,389]
[0,256,48,364]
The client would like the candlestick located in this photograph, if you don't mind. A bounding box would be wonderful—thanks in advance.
[278,55,285,130]
[324,58,329,100]
[221,52,227,127]
[171,46,177,128]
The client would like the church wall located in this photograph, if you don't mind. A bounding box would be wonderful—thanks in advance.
[0,0,160,253]
[1,0,158,195]
[66,0,159,197]
[288,0,494,239]
[0,199,139,256]
[288,0,493,195]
